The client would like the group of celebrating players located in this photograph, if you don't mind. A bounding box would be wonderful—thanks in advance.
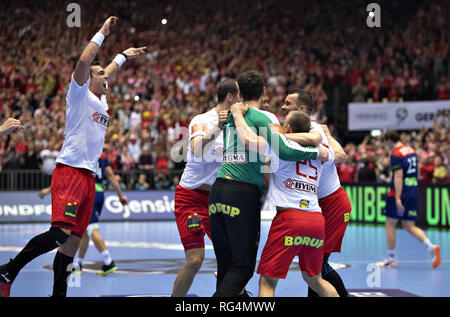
[173,70,351,297]
[0,16,441,298]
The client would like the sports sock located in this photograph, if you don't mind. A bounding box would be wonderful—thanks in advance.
[387,249,396,260]
[423,238,435,252]
[308,256,348,297]
[52,251,74,297]
[101,250,112,266]
[5,230,66,282]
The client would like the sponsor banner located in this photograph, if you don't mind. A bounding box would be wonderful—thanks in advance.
[0,191,175,223]
[1,185,448,229]
[342,183,450,229]
[348,100,450,131]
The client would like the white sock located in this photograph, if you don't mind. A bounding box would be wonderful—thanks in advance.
[101,250,112,266]
[423,238,435,252]
[387,249,396,260]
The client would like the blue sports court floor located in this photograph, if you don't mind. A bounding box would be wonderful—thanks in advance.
[0,221,448,297]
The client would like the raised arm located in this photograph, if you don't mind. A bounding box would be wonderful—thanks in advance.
[104,47,147,79]
[73,16,118,86]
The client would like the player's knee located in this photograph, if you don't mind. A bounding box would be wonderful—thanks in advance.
[86,223,99,238]
[48,227,70,246]
[401,220,415,233]
[185,253,204,272]
[260,275,277,289]
[302,271,318,287]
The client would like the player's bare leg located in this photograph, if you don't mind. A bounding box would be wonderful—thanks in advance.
[88,228,116,276]
[78,233,90,258]
[259,275,279,297]
[385,217,398,251]
[91,228,108,253]
[172,248,205,297]
[402,220,441,268]
[302,272,339,297]
[73,232,90,273]
[378,217,399,268]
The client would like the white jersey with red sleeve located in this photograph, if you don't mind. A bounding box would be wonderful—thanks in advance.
[179,108,223,189]
[310,122,341,198]
[56,74,109,173]
[266,129,335,212]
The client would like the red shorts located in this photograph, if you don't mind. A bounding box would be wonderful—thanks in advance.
[257,209,325,278]
[50,164,95,238]
[174,185,212,251]
[319,186,352,256]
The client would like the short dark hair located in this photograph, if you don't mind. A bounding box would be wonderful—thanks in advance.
[237,70,264,102]
[383,130,400,142]
[295,89,315,115]
[217,79,238,103]
[285,110,311,133]
[90,61,101,77]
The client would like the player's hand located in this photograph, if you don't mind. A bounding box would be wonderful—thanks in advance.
[317,146,329,164]
[99,16,118,36]
[0,118,23,136]
[123,47,147,60]
[218,110,230,129]
[38,188,50,199]
[119,195,128,206]
[230,102,248,116]
[395,197,405,214]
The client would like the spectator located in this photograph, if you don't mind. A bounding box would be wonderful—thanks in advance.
[39,139,58,176]
[337,156,356,183]
[135,173,150,190]
[127,133,142,163]
[419,152,435,184]
[432,155,448,184]
[357,158,377,182]
[23,142,41,170]
[0,0,449,189]
[2,139,24,170]
[351,78,367,102]
[119,146,136,173]
[376,156,391,184]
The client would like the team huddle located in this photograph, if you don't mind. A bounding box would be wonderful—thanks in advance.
[0,17,440,298]
[174,70,351,297]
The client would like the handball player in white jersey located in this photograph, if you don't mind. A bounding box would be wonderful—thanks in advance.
[256,110,338,297]
[171,79,241,297]
[282,89,351,297]
[0,16,145,297]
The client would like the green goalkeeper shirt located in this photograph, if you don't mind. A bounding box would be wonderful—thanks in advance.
[217,107,318,195]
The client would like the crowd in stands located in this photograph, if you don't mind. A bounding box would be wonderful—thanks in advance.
[0,0,448,189]
[337,115,449,184]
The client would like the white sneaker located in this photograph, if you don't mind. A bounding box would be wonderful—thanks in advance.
[376,257,398,268]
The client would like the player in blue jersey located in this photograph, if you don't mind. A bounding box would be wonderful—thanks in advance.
[378,130,441,269]
[74,152,128,275]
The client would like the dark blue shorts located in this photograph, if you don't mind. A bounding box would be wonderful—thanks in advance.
[383,196,418,221]
[89,191,105,224]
